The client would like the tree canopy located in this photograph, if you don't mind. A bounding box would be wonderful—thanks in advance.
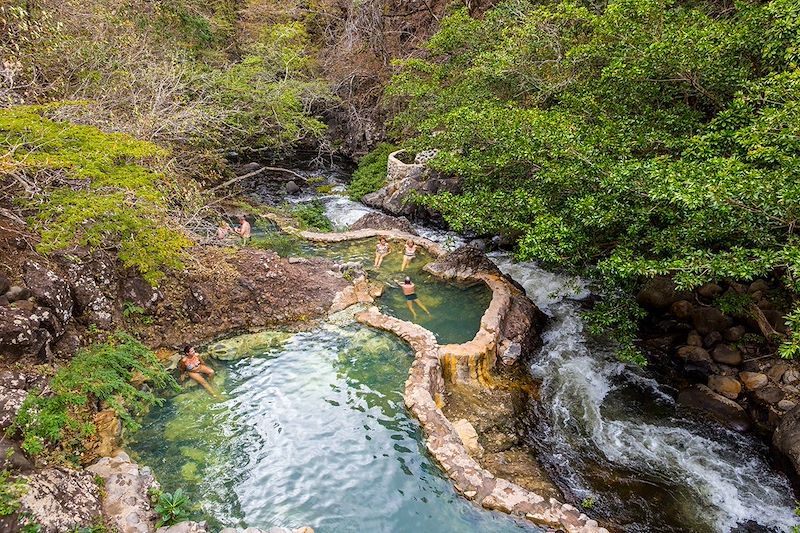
[386,0,800,359]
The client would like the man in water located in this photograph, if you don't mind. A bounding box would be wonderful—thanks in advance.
[393,276,431,320]
[179,345,219,397]
[235,215,251,245]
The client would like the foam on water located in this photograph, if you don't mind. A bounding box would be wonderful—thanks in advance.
[491,255,797,532]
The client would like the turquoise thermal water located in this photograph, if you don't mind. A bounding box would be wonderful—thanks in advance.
[129,325,535,532]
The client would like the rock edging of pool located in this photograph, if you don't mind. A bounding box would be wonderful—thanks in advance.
[297,226,606,533]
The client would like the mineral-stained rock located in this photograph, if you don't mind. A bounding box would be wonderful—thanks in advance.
[678,384,751,432]
[23,260,73,324]
[707,375,741,400]
[121,275,163,312]
[453,418,484,457]
[19,467,102,533]
[711,344,743,366]
[739,371,768,391]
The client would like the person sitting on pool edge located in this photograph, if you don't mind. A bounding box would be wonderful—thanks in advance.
[179,345,219,397]
[393,276,431,320]
[374,236,391,269]
[400,239,417,272]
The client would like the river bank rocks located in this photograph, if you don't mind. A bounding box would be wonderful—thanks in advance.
[87,451,158,533]
[637,275,800,482]
[0,209,349,363]
[362,149,461,220]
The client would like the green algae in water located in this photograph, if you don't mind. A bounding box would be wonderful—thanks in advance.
[129,326,538,533]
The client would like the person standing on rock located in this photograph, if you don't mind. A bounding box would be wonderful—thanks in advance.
[393,276,431,320]
[374,236,391,269]
[235,215,251,245]
[401,239,417,271]
[179,345,218,397]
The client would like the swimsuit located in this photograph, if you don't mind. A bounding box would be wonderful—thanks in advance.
[377,244,390,255]
[405,293,418,301]
[184,354,201,371]
[404,246,416,257]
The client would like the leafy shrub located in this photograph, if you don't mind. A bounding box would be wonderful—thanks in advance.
[153,488,190,527]
[291,200,333,232]
[12,333,177,460]
[0,469,26,517]
[348,143,397,200]
[1,106,191,285]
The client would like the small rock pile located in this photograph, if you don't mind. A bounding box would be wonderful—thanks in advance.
[638,276,799,436]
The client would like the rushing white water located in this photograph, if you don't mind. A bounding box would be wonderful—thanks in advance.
[309,191,796,531]
[490,257,797,532]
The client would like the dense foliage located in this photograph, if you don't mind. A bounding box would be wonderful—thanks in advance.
[387,0,800,359]
[348,142,397,200]
[12,333,176,461]
[1,106,191,284]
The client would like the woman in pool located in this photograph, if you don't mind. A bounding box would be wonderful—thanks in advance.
[179,345,218,397]
[374,236,391,269]
[393,276,431,320]
[400,239,417,272]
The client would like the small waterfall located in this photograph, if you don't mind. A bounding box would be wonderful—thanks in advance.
[491,256,797,532]
[311,189,796,531]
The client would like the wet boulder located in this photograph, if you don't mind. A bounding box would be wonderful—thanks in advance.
[708,375,741,400]
[19,467,102,533]
[23,261,72,324]
[678,384,751,432]
[285,180,301,194]
[739,372,768,391]
[349,212,417,235]
[773,405,800,490]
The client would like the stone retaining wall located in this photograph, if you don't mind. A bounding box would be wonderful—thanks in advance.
[297,226,607,532]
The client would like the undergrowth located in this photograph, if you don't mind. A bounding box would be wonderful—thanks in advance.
[291,200,333,232]
[11,333,177,462]
[347,143,396,200]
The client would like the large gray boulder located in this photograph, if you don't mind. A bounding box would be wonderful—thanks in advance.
[774,405,800,490]
[87,451,158,533]
[424,245,502,281]
[349,212,417,234]
[362,150,460,218]
[22,261,73,324]
[19,467,102,532]
[636,277,691,311]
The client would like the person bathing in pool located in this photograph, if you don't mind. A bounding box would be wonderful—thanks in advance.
[179,345,219,397]
[374,236,391,269]
[400,239,417,272]
[393,276,431,320]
